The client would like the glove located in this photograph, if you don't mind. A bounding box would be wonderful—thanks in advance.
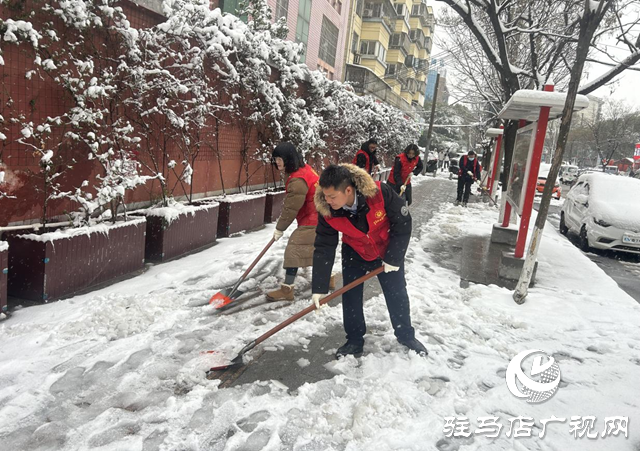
[312,293,324,311]
[273,229,283,241]
[383,261,400,273]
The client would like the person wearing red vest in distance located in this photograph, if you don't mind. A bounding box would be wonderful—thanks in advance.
[456,150,482,207]
[352,138,380,175]
[311,164,428,358]
[387,143,423,206]
[267,142,327,301]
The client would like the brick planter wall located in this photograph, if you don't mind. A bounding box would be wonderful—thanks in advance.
[7,219,146,302]
[216,194,267,238]
[0,242,7,313]
[264,190,287,223]
[142,203,219,263]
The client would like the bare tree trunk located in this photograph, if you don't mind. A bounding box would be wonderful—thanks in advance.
[513,0,611,304]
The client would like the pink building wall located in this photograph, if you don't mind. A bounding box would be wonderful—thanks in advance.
[267,0,351,80]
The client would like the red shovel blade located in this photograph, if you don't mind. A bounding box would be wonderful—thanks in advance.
[208,287,242,308]
[202,350,242,372]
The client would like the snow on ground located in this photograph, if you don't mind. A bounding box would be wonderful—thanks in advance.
[0,184,639,450]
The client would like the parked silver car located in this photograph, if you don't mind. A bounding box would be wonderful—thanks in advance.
[560,173,640,254]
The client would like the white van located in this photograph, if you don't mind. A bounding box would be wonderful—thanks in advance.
[605,165,619,175]
[559,164,579,184]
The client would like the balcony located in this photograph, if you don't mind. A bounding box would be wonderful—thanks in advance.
[410,4,435,30]
[363,0,395,31]
[424,36,433,53]
[401,78,418,93]
[389,33,411,56]
[345,64,419,118]
[409,29,426,50]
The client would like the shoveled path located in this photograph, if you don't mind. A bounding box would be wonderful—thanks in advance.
[212,177,458,391]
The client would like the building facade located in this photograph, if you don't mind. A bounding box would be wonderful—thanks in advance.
[342,0,435,117]
[266,0,351,80]
[424,57,446,103]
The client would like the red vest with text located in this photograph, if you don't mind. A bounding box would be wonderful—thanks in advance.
[324,182,390,261]
[388,153,419,185]
[286,165,319,227]
[458,156,479,177]
[352,150,371,173]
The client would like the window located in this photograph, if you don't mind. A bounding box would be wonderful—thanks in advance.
[360,40,376,55]
[275,0,289,20]
[330,0,342,14]
[318,16,339,67]
[361,40,386,61]
[296,0,312,61]
[363,2,382,17]
[351,32,360,53]
[222,0,240,16]
[389,33,401,47]
[355,0,364,17]
[394,3,405,15]
[385,63,397,76]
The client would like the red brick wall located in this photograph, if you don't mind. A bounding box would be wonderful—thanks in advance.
[0,1,283,226]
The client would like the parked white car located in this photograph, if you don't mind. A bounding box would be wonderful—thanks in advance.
[560,172,640,254]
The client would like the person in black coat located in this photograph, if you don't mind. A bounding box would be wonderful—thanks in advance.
[311,164,428,359]
[456,150,482,206]
[353,139,380,175]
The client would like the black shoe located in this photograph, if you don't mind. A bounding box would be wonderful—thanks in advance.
[399,338,428,356]
[336,340,364,359]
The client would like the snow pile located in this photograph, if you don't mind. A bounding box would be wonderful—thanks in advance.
[141,201,219,225]
[0,241,7,253]
[14,217,146,243]
[213,192,267,203]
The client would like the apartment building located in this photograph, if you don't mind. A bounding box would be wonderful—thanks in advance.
[342,0,435,117]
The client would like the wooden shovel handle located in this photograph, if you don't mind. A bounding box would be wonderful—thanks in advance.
[250,266,385,349]
[239,238,275,281]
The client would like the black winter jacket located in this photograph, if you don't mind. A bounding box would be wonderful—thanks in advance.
[458,156,482,181]
[392,155,424,185]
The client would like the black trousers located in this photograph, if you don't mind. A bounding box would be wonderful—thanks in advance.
[457,177,473,202]
[340,245,415,344]
[387,182,412,206]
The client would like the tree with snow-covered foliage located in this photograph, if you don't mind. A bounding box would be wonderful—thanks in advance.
[438,0,640,189]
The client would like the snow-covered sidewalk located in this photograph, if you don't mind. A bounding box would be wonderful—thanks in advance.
[0,179,639,450]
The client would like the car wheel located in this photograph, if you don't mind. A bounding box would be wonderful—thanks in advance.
[559,213,568,235]
[579,225,591,252]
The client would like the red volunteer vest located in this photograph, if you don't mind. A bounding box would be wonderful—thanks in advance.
[352,149,371,174]
[286,165,319,227]
[324,182,390,261]
[459,156,479,176]
[388,153,419,186]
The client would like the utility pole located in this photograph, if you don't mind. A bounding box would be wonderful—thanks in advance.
[422,73,440,174]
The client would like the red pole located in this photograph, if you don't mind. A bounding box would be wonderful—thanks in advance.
[514,84,554,258]
[502,201,511,227]
[488,126,504,194]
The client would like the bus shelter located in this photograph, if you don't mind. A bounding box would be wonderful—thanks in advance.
[493,85,589,280]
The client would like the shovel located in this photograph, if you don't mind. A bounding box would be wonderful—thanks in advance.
[207,266,385,372]
[208,238,276,308]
